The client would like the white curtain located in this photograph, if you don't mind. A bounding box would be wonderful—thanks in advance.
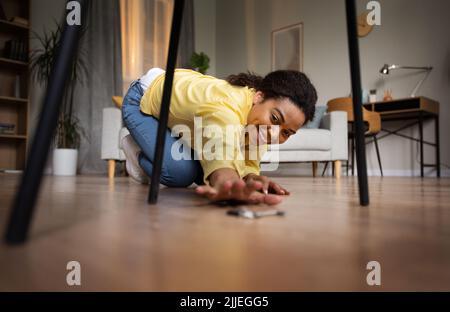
[120,0,174,93]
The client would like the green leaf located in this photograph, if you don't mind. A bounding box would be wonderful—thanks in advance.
[189,51,210,74]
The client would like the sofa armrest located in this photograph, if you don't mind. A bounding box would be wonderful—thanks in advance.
[101,107,125,160]
[320,111,348,161]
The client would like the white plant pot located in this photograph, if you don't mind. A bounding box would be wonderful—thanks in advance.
[53,148,78,176]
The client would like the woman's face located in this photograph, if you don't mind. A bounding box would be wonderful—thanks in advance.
[246,91,306,145]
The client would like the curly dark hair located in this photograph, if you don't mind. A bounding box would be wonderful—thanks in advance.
[226,70,317,122]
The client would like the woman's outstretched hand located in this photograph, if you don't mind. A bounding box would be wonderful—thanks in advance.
[195,179,283,205]
[243,173,290,195]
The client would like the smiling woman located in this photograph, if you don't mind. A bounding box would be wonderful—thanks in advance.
[120,67,317,205]
[227,70,316,143]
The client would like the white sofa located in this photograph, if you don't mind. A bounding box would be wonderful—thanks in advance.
[261,111,348,177]
[101,108,348,178]
[101,107,129,178]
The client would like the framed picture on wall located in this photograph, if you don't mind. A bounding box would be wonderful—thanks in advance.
[271,22,303,71]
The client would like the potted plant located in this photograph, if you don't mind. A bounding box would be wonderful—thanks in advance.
[30,21,87,176]
[189,51,210,74]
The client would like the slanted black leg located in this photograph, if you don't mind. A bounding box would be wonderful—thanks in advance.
[373,135,383,176]
[4,0,89,245]
[148,0,185,204]
[351,134,355,176]
[346,136,350,176]
[346,159,349,176]
[418,111,424,177]
[435,115,440,178]
[322,162,329,176]
[345,0,369,206]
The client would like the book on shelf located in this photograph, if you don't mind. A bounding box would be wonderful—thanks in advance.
[0,130,16,135]
[0,122,15,128]
[0,122,16,135]
[3,39,28,62]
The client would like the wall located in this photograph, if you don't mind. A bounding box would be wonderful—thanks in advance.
[209,0,450,176]
[193,0,216,75]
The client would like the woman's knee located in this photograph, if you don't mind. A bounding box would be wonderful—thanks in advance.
[160,160,200,187]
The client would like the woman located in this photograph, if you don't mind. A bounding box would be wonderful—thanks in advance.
[121,68,317,205]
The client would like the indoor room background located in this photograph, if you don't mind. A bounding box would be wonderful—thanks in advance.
[29,0,450,176]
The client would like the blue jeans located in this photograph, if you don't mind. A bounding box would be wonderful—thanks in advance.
[122,80,204,187]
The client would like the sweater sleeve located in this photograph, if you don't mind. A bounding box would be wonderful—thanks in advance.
[194,109,248,185]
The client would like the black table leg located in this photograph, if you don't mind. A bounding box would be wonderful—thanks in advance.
[435,115,440,177]
[419,111,424,177]
[148,0,184,204]
[351,135,355,176]
[322,162,329,177]
[346,137,350,176]
[345,0,369,206]
[373,135,383,177]
[4,0,88,245]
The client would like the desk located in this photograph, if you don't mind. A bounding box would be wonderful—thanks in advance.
[363,97,440,177]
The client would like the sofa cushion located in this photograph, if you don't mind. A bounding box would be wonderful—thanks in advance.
[304,106,327,129]
[268,128,331,151]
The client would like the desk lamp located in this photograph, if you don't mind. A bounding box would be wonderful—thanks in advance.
[379,64,433,97]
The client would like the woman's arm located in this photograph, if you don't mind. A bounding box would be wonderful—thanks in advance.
[195,168,282,205]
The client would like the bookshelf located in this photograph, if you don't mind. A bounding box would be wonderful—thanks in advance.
[0,0,29,171]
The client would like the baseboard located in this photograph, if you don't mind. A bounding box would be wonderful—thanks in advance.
[365,169,450,177]
[261,162,450,177]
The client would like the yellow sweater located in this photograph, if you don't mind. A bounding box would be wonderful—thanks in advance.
[140,69,265,184]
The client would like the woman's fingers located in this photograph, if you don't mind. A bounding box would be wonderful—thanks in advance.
[231,179,246,199]
[269,181,283,194]
[216,180,232,199]
[196,179,283,205]
[269,181,289,195]
[259,176,270,194]
[195,185,212,194]
[263,193,283,205]
[195,185,218,201]
[231,179,262,201]
[247,190,282,205]
[244,180,263,196]
[248,190,283,205]
[248,175,279,195]
[246,190,265,204]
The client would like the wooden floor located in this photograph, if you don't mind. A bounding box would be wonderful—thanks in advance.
[0,173,449,291]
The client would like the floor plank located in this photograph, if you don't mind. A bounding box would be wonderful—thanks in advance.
[0,174,449,291]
